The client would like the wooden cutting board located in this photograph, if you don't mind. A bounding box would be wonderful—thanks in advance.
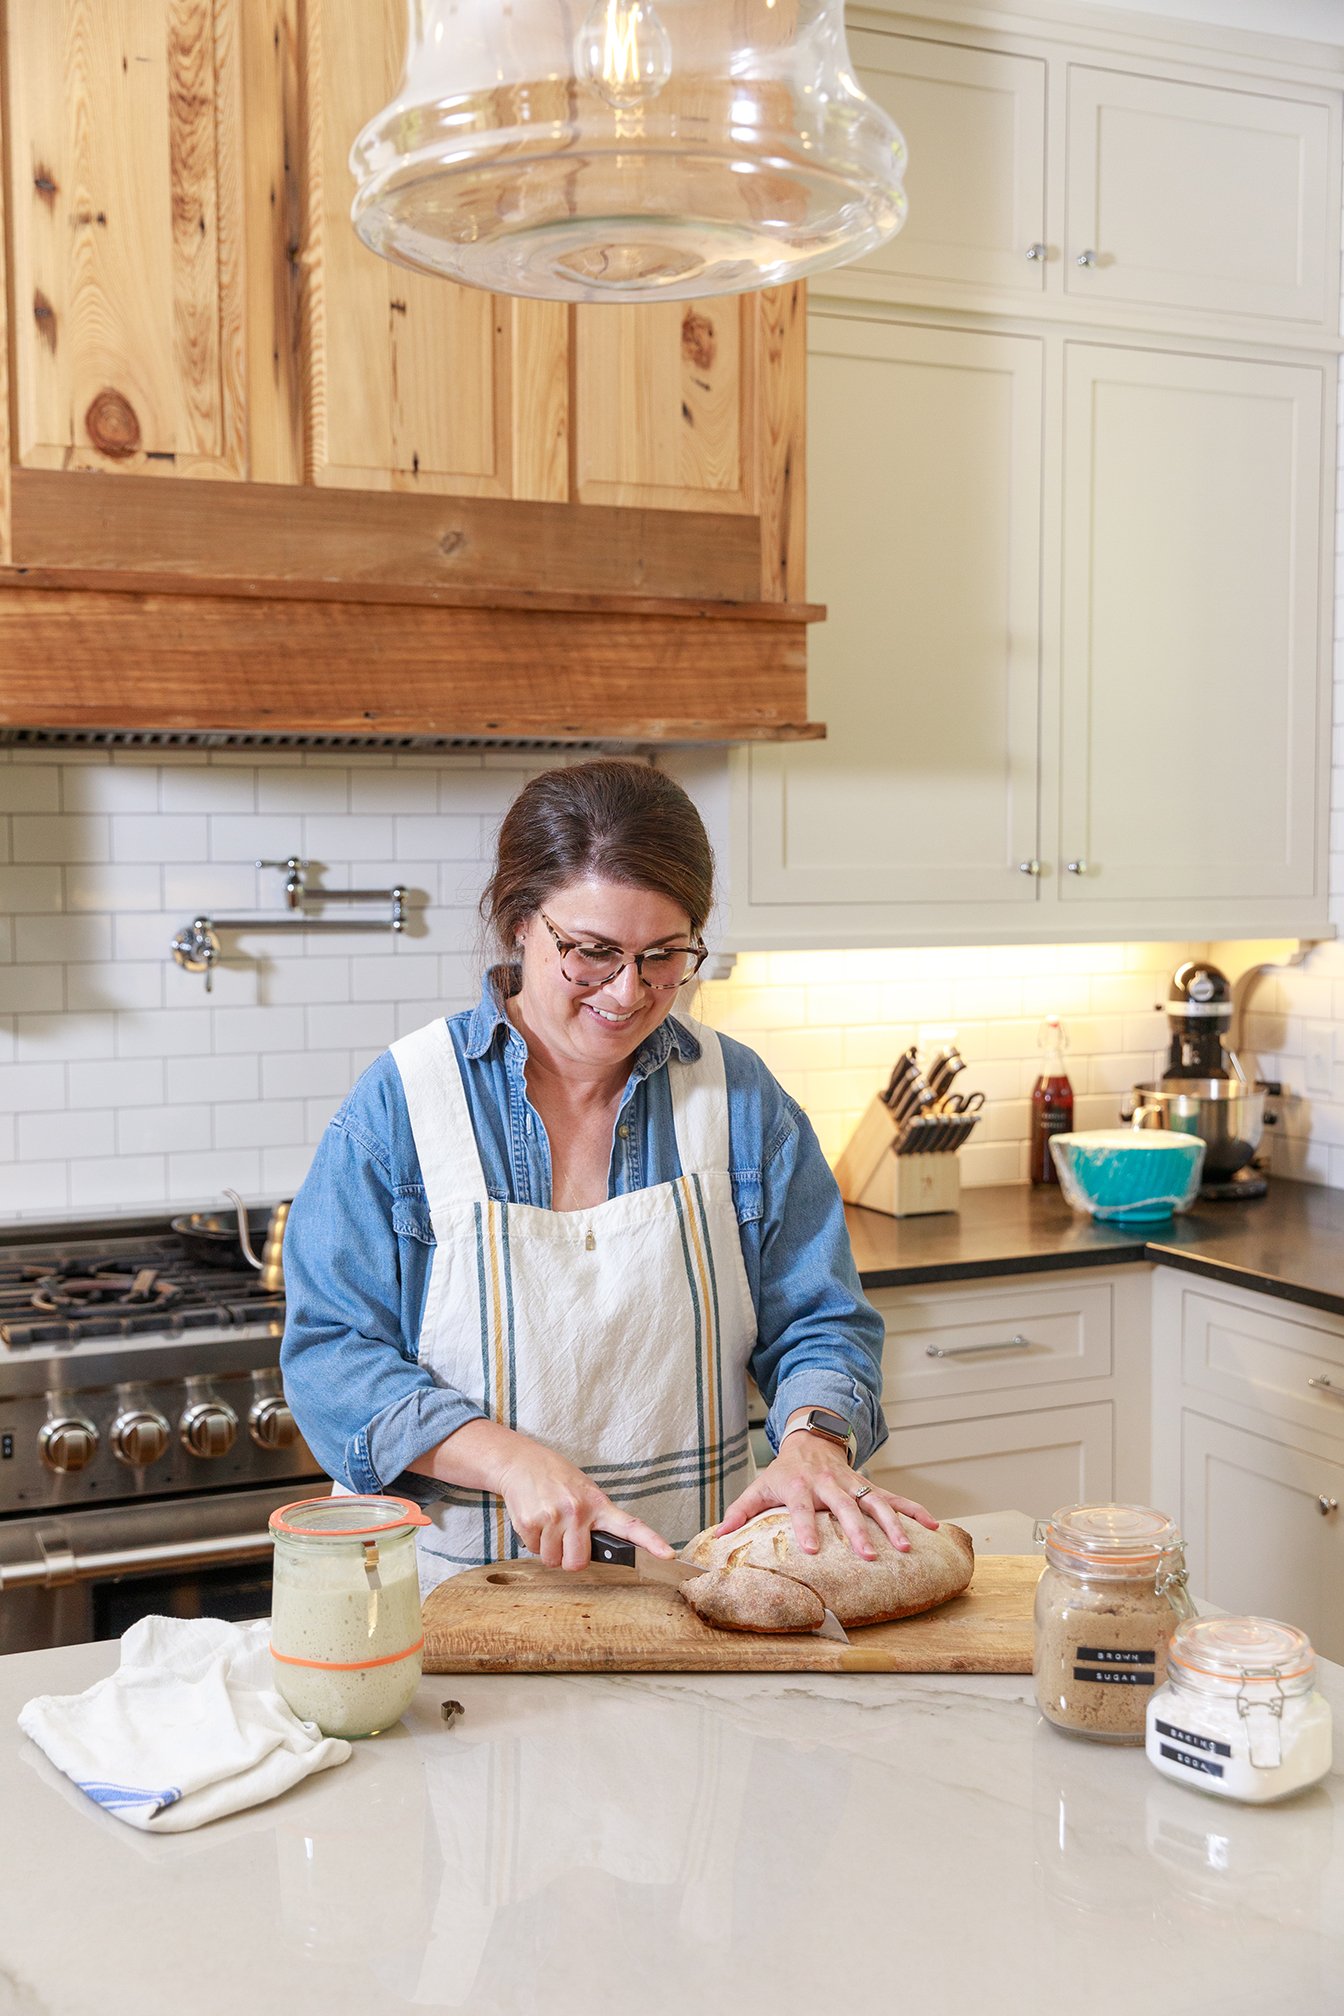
[422,1553,1040,1674]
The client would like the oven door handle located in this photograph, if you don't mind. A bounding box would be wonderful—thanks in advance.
[0,1529,274,1592]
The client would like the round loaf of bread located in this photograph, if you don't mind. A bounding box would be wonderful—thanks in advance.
[680,1565,826,1634]
[683,1510,974,1628]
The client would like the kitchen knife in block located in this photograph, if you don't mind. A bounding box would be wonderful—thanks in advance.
[589,1531,851,1644]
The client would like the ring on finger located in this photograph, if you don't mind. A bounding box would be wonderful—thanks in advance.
[853,1482,873,1502]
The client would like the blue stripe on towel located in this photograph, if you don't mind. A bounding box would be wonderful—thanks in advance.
[77,1779,182,1814]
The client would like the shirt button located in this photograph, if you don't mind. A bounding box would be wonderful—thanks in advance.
[618,1125,629,1138]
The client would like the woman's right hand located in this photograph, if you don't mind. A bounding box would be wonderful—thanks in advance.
[412,1418,674,1570]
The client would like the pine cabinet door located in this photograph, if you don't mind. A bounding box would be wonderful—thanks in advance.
[870,1403,1114,1524]
[843,31,1047,300]
[6,0,250,480]
[1056,343,1325,910]
[747,315,1043,912]
[1181,1412,1344,1663]
[1064,66,1335,334]
[304,0,567,501]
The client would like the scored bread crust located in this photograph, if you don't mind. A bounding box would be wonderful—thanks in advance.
[683,1510,974,1628]
[680,1565,826,1634]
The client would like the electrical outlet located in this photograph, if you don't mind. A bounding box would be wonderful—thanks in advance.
[1304,1023,1334,1095]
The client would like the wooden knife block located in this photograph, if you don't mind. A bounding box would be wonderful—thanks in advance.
[834,1094,961,1218]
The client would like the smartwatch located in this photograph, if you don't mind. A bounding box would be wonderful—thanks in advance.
[786,1407,856,1465]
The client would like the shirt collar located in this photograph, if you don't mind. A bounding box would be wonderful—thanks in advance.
[464,967,703,1072]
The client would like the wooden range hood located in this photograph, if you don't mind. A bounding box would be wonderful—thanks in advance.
[0,466,824,747]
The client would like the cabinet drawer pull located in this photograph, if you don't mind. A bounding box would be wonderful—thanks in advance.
[1319,1496,1338,1516]
[1076,248,1098,267]
[925,1334,1032,1359]
[1308,1376,1343,1400]
[1025,242,1048,262]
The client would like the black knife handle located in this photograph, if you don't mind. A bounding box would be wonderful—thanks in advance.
[589,1528,637,1567]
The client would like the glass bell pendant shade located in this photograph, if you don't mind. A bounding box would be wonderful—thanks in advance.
[349,0,908,304]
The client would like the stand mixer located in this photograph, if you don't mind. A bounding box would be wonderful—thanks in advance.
[1128,961,1275,1200]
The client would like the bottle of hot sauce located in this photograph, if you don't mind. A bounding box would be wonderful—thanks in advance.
[1030,1016,1074,1186]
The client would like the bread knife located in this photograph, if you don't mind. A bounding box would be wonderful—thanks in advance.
[589,1530,851,1644]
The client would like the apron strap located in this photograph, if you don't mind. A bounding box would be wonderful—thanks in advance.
[391,1018,490,1210]
[669,1019,732,1175]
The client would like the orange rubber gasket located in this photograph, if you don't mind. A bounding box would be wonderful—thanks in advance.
[270,1636,425,1672]
[1169,1648,1312,1684]
[270,1494,431,1539]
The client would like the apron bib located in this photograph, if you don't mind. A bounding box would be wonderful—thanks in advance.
[391,1016,757,1596]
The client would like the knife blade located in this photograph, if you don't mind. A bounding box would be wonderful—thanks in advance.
[589,1530,850,1643]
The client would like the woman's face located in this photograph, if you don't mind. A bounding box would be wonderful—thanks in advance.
[513,877,696,1073]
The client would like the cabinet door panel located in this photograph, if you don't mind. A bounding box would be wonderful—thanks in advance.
[1065,67,1332,329]
[1057,344,1323,905]
[573,298,751,513]
[845,32,1046,297]
[870,1404,1113,1524]
[749,317,1042,905]
[7,0,245,478]
[1181,1412,1344,1662]
[1180,1288,1344,1450]
[876,1279,1113,1407]
[305,0,562,499]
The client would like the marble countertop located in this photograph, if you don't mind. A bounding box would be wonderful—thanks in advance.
[847,1175,1344,1317]
[2,1514,1341,2016]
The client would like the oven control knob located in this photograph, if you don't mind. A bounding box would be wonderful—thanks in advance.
[180,1400,238,1459]
[39,1416,99,1473]
[112,1409,171,1468]
[249,1395,298,1452]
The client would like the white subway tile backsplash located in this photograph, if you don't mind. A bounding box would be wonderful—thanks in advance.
[307,1002,396,1051]
[18,1109,115,1161]
[14,915,113,965]
[261,959,352,1007]
[14,816,109,865]
[161,863,258,912]
[118,1104,211,1156]
[258,767,349,813]
[162,769,254,813]
[0,768,60,812]
[209,815,299,864]
[66,865,162,913]
[116,1008,213,1059]
[395,815,482,861]
[0,1162,68,1213]
[67,962,162,1013]
[70,1155,167,1208]
[0,966,62,1014]
[0,867,63,914]
[261,1051,351,1101]
[352,771,437,814]
[16,1013,115,1061]
[69,1058,164,1108]
[351,954,441,1002]
[304,816,394,862]
[166,1054,259,1104]
[214,1100,306,1151]
[213,1005,307,1054]
[168,1148,262,1196]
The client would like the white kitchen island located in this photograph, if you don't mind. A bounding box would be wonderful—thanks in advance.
[1,1530,1341,2015]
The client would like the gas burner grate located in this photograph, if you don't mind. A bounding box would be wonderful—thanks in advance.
[0,1246,285,1347]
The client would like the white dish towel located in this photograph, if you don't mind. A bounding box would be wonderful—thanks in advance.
[18,1614,351,1833]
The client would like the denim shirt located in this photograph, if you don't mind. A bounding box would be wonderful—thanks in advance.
[281,970,887,1504]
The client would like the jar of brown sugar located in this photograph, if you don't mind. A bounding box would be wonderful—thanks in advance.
[1034,1503,1196,1745]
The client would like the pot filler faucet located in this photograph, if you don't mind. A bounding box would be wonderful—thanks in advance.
[171,858,407,992]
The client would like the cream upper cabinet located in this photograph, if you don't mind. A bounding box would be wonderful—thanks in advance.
[842,31,1047,301]
[744,313,1043,924]
[1064,66,1334,333]
[1055,343,1327,919]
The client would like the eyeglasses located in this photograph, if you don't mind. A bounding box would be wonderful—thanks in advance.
[539,911,708,992]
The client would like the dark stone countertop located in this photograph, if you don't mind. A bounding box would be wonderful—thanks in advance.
[847,1176,1344,1319]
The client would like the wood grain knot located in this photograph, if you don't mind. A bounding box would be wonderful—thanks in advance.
[84,388,142,459]
[438,529,468,559]
[32,291,56,353]
[681,309,716,372]
[33,164,58,205]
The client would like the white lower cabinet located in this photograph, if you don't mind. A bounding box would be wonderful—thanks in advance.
[870,1401,1113,1524]
[1151,1269,1344,1662]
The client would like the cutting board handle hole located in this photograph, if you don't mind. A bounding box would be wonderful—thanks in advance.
[485,1573,515,1584]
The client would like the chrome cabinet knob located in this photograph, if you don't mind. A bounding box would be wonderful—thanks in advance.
[249,1395,298,1452]
[39,1416,99,1473]
[1025,242,1048,261]
[180,1400,238,1460]
[1018,859,1042,876]
[1066,859,1089,875]
[1319,1495,1339,1516]
[1076,248,1098,267]
[112,1409,171,1468]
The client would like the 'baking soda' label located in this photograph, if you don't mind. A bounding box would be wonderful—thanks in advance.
[1160,1742,1225,1779]
[1155,1717,1231,1759]
[1074,1646,1156,1684]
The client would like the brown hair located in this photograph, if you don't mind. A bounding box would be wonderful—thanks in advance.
[481,760,714,955]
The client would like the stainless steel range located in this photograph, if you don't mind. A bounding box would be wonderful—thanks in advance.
[0,1213,324,1654]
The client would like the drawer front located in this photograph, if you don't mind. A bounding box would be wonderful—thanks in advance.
[869,1402,1113,1525]
[1179,1288,1344,1447]
[874,1279,1113,1406]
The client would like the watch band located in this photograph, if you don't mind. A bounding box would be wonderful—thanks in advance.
[786,1407,856,1464]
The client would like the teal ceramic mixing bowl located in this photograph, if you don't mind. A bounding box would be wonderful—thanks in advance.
[1049,1127,1205,1223]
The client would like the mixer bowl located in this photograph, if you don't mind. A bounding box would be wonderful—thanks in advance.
[1131,1079,1265,1179]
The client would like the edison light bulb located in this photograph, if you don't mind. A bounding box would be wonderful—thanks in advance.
[577,0,673,108]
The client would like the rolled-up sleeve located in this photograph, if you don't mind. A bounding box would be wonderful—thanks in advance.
[745,1097,888,1469]
[281,1105,485,1500]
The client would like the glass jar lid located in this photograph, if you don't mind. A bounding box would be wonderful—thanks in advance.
[1168,1616,1315,1693]
[270,1495,431,1542]
[1042,1503,1182,1570]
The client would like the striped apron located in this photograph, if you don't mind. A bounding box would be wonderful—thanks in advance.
[390,1015,757,1596]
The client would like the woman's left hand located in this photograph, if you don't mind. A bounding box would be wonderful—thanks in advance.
[716,1430,938,1560]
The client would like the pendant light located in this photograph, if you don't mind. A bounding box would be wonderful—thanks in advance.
[349,0,907,304]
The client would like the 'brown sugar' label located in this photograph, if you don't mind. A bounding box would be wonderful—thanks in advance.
[1073,1646,1156,1685]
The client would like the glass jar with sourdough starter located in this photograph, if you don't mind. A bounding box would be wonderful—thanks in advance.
[1146,1616,1332,1803]
[1034,1504,1195,1745]
[269,1496,431,1739]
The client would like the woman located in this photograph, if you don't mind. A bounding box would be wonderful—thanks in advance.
[282,760,935,1593]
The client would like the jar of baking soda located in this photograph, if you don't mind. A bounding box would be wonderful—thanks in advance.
[1034,1504,1195,1745]
[1147,1616,1332,1802]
